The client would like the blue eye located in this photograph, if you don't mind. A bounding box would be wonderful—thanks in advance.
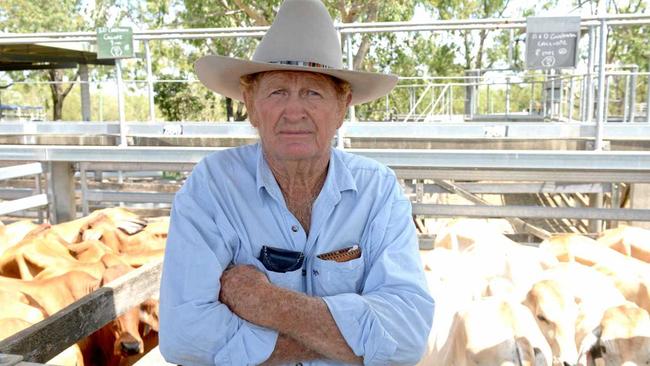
[270,89,285,96]
[307,90,322,97]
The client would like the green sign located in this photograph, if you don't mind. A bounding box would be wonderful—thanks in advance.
[96,27,134,59]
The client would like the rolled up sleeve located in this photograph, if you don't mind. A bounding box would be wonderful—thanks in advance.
[159,163,277,366]
[323,190,434,365]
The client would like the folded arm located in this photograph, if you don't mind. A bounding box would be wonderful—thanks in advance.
[159,166,278,366]
[220,265,362,364]
[221,191,434,365]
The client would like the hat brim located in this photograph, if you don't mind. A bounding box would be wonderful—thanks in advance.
[195,55,398,106]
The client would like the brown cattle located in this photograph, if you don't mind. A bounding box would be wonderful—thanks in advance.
[68,239,116,263]
[0,296,46,324]
[0,271,100,316]
[0,318,32,341]
[0,228,74,279]
[80,264,145,366]
[0,318,84,366]
[0,220,43,255]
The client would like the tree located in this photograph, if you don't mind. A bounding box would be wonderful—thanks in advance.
[154,72,223,121]
[0,0,133,120]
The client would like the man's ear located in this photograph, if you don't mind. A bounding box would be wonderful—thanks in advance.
[242,91,257,127]
[337,92,352,128]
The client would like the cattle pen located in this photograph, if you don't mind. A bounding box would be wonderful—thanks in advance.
[0,259,162,366]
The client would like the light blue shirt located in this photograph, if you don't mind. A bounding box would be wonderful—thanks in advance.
[159,143,434,366]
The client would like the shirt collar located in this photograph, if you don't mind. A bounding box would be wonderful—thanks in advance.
[255,143,357,203]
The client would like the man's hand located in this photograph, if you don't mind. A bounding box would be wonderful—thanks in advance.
[220,265,362,364]
[219,264,272,326]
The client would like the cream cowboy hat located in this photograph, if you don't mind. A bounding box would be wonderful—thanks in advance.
[195,0,398,106]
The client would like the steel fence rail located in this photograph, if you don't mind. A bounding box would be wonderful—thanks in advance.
[1,145,650,172]
[1,122,650,140]
[1,14,648,44]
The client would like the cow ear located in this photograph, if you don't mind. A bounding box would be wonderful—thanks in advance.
[591,325,602,338]
[578,325,602,366]
[532,347,548,366]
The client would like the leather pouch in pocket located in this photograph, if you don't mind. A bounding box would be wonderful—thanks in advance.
[258,245,304,273]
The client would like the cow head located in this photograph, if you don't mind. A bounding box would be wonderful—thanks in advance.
[524,279,580,366]
[580,304,650,366]
[101,265,145,357]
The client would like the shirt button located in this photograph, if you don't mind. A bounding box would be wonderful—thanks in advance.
[291,225,299,232]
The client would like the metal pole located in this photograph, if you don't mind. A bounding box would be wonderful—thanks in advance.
[487,83,491,114]
[605,75,611,124]
[569,76,575,121]
[550,70,556,118]
[144,40,155,122]
[450,84,454,117]
[553,70,564,118]
[629,66,637,122]
[529,79,534,115]
[79,64,91,121]
[542,71,548,118]
[595,18,608,150]
[116,59,127,147]
[385,94,389,121]
[580,75,586,120]
[80,163,89,216]
[610,182,620,229]
[98,83,103,122]
[346,34,355,123]
[336,33,354,149]
[474,72,479,116]
[624,71,630,123]
[508,29,514,68]
[647,65,650,123]
[35,169,44,223]
[505,76,511,118]
[586,26,596,123]
[447,86,451,121]
[50,162,76,223]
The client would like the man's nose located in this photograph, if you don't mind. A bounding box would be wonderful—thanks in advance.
[282,94,307,121]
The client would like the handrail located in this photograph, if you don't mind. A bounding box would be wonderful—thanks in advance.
[1,14,649,44]
[0,163,47,218]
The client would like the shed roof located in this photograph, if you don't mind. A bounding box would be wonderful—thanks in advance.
[0,43,115,71]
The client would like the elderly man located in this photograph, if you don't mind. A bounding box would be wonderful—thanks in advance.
[159,1,434,365]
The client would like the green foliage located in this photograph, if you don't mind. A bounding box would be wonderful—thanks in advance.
[2,0,649,122]
[154,73,222,121]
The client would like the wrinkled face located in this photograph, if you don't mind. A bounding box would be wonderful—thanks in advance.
[244,71,350,163]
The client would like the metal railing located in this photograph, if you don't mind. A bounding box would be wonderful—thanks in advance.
[0,163,47,221]
[0,15,649,145]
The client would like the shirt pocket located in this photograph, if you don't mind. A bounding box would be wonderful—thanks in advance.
[255,258,305,293]
[312,254,365,297]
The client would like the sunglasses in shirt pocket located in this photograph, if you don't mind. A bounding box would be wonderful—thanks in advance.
[257,245,305,292]
[312,245,364,297]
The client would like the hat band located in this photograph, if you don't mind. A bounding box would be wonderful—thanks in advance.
[268,60,333,69]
